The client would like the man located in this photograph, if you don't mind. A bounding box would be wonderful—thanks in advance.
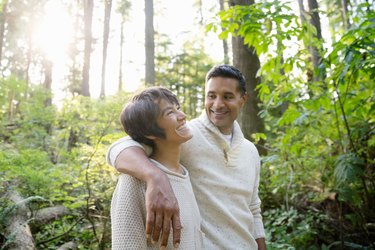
[107,65,266,249]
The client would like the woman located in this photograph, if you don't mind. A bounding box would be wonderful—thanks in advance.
[111,87,203,249]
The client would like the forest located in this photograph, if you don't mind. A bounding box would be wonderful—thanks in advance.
[0,0,374,249]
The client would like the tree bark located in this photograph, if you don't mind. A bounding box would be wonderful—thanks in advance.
[32,206,70,226]
[118,19,124,92]
[229,0,266,155]
[81,0,93,97]
[307,0,322,82]
[100,0,112,99]
[117,0,131,92]
[145,0,155,86]
[219,0,230,64]
[5,190,35,250]
[43,58,53,106]
[57,241,78,250]
[0,0,9,70]
[341,0,351,30]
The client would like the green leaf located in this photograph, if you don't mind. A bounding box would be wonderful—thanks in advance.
[334,153,364,185]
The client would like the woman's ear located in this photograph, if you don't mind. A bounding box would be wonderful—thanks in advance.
[145,135,157,140]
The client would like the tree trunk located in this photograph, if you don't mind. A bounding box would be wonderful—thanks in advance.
[5,190,35,250]
[43,58,53,107]
[341,0,351,30]
[145,0,155,86]
[219,0,230,64]
[100,0,112,99]
[307,0,322,82]
[117,0,131,92]
[32,206,70,226]
[81,0,93,97]
[0,0,9,70]
[57,242,78,250]
[229,0,266,155]
[118,19,124,92]
[297,0,306,24]
[299,0,323,83]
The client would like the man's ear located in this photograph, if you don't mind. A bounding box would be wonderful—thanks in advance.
[241,92,249,105]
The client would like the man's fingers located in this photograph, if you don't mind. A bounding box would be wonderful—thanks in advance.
[145,210,155,239]
[159,216,171,249]
[152,213,163,243]
[172,213,182,248]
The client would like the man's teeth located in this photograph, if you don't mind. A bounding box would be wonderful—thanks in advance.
[213,110,226,114]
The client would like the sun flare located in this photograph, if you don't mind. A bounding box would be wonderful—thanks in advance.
[32,1,73,63]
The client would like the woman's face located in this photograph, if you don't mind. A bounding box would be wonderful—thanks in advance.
[155,99,192,144]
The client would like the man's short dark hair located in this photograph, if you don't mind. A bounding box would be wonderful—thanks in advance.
[205,64,246,95]
[120,87,179,148]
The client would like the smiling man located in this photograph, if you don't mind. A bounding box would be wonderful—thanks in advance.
[107,65,266,249]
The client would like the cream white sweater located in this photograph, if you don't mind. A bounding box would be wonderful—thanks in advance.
[108,112,265,249]
[111,159,203,250]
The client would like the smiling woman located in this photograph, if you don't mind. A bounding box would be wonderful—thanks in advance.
[32,1,73,63]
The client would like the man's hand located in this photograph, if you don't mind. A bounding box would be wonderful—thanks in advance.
[256,238,266,250]
[145,172,181,249]
[114,146,182,248]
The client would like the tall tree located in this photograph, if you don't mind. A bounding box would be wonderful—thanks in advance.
[67,0,83,95]
[219,0,229,64]
[0,0,9,70]
[117,0,131,92]
[307,0,322,81]
[341,0,351,30]
[81,0,93,97]
[42,57,52,123]
[100,0,113,98]
[229,0,265,154]
[298,0,323,83]
[145,0,155,86]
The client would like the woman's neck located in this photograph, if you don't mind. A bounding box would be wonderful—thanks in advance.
[150,144,182,174]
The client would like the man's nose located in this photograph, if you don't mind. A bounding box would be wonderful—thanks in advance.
[213,97,224,108]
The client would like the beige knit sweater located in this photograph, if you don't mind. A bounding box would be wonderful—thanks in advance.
[111,159,203,250]
[108,112,266,249]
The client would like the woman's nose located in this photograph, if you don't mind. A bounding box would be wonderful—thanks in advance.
[177,110,186,120]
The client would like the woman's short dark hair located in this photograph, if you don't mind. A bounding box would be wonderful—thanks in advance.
[205,64,247,95]
[120,87,179,148]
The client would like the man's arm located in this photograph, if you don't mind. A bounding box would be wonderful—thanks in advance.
[110,142,181,248]
[248,143,266,249]
[256,238,266,250]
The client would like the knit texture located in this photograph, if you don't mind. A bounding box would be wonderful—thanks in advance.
[107,112,265,249]
[181,112,265,249]
[111,160,203,250]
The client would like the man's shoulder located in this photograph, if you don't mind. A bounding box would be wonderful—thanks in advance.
[242,138,259,152]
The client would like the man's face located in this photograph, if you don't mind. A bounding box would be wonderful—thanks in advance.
[204,77,247,135]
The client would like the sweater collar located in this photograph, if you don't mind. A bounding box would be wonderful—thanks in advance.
[198,112,244,147]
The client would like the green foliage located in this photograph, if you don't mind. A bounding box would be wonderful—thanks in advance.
[264,207,330,249]
[0,85,128,248]
[155,34,217,119]
[214,2,375,248]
